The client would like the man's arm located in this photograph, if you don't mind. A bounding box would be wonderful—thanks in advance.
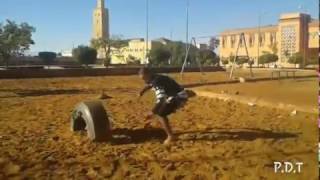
[139,84,152,97]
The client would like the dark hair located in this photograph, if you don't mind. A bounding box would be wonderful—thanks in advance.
[139,67,153,76]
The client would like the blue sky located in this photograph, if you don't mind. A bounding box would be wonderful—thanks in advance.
[0,0,318,53]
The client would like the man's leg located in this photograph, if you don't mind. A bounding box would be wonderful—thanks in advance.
[158,116,176,144]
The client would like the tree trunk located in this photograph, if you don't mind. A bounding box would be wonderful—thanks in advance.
[249,64,254,77]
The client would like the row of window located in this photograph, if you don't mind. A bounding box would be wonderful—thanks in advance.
[221,32,277,48]
[123,48,145,52]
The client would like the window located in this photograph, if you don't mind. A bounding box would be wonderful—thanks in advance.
[239,36,244,47]
[259,33,265,47]
[249,34,255,47]
[231,35,236,48]
[222,36,226,48]
[270,32,276,45]
[280,26,296,60]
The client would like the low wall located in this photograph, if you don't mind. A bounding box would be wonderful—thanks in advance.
[0,67,224,79]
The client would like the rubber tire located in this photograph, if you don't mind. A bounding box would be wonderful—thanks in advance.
[71,101,111,142]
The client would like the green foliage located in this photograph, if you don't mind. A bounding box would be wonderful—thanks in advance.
[0,20,35,67]
[149,45,171,66]
[197,49,218,66]
[72,45,97,66]
[306,52,318,65]
[90,35,129,66]
[221,58,229,65]
[126,55,141,65]
[229,54,235,63]
[235,57,249,65]
[166,41,187,66]
[306,57,318,65]
[38,52,57,66]
[288,52,303,65]
[259,53,278,64]
[208,37,220,51]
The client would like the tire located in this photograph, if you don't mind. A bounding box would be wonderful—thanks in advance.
[71,101,111,142]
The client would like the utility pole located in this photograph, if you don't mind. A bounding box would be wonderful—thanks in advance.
[169,29,173,65]
[257,14,261,67]
[186,0,189,59]
[145,0,149,64]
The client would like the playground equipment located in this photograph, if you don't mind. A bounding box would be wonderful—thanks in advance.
[180,36,219,83]
[71,101,111,142]
[229,32,253,79]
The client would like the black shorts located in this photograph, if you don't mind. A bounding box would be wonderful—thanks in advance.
[153,97,187,117]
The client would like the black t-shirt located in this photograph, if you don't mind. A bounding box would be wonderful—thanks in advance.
[148,74,184,102]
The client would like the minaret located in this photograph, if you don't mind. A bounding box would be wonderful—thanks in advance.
[93,0,109,40]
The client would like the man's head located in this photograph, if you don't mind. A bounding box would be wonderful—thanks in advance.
[139,67,153,83]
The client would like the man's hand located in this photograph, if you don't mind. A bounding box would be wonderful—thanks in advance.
[139,91,144,97]
[145,112,154,120]
[139,85,151,98]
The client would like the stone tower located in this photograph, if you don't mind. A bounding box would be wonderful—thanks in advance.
[93,0,109,40]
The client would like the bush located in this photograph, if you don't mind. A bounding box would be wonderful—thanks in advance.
[38,52,57,66]
[288,52,303,66]
[72,46,97,66]
[235,57,249,65]
[149,46,171,66]
[259,53,278,65]
[197,49,218,66]
[229,55,235,63]
[307,58,318,65]
[221,58,229,65]
[126,55,141,65]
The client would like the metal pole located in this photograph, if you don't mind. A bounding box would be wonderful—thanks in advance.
[257,15,261,67]
[145,0,149,64]
[186,0,189,59]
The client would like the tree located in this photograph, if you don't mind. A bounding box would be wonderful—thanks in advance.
[91,38,110,66]
[149,45,172,66]
[259,53,278,66]
[126,55,141,65]
[0,20,35,68]
[229,54,235,63]
[38,52,57,68]
[306,57,318,66]
[221,58,229,65]
[288,52,303,67]
[208,37,220,51]
[166,41,187,66]
[197,49,218,66]
[235,57,249,65]
[72,45,97,67]
[91,35,129,67]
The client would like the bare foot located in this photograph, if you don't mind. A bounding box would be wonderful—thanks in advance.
[143,121,153,129]
[163,136,177,145]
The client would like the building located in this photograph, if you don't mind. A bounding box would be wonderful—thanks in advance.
[219,12,319,67]
[110,38,164,64]
[92,0,110,58]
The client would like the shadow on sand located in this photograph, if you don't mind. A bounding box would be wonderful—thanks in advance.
[110,127,298,145]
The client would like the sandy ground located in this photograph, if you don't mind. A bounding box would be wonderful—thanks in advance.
[193,78,318,113]
[0,71,318,179]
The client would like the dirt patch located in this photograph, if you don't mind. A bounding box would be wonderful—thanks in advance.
[0,73,317,179]
[193,78,317,114]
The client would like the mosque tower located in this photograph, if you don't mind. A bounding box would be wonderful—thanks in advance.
[93,0,109,40]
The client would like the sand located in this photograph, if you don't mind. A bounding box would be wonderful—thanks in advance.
[0,72,318,179]
[193,78,318,113]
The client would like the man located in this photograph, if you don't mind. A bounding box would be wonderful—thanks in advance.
[138,67,188,144]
